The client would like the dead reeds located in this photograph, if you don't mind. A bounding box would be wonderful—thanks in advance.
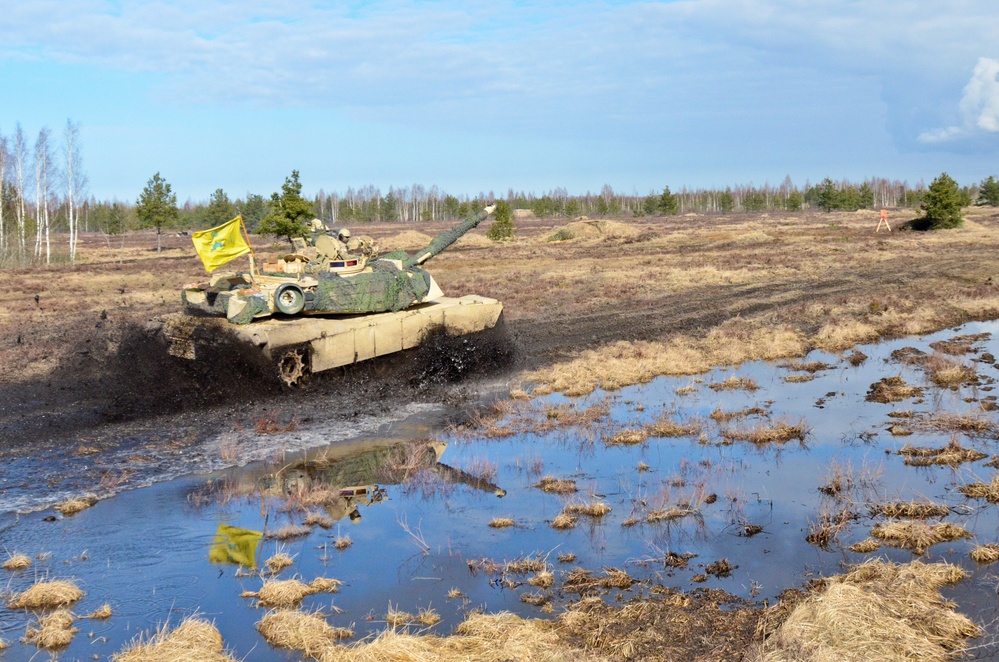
[2,553,31,570]
[265,552,295,574]
[55,496,96,516]
[721,418,808,445]
[870,520,971,555]
[85,603,113,619]
[488,517,515,528]
[970,543,999,565]
[866,376,923,403]
[899,440,987,467]
[551,513,577,530]
[708,375,759,392]
[534,476,578,494]
[870,501,950,519]
[958,475,999,501]
[563,500,612,518]
[256,610,353,657]
[111,616,237,661]
[24,609,78,650]
[266,524,313,540]
[242,577,343,608]
[8,579,84,609]
[754,559,979,661]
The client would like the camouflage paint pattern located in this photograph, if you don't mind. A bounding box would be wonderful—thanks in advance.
[310,262,433,314]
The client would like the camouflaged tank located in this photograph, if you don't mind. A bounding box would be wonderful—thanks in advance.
[182,204,496,324]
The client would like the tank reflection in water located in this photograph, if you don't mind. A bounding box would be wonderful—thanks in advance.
[3,322,999,659]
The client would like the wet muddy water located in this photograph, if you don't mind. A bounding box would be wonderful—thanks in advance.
[3,322,999,659]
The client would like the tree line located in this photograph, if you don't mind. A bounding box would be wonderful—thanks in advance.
[2,120,999,265]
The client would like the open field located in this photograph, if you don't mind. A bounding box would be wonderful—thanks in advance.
[3,206,999,445]
[3,207,999,660]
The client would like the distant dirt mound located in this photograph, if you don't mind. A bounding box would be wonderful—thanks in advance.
[380,231,433,252]
[544,219,643,242]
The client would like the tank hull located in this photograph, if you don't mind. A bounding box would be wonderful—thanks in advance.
[162,295,503,385]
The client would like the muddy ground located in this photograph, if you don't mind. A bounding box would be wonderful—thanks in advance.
[2,207,999,456]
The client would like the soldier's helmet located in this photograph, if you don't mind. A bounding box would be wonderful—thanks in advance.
[338,229,351,243]
[310,218,324,231]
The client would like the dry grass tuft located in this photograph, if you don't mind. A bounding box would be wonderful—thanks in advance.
[970,543,999,565]
[871,501,950,519]
[265,553,295,573]
[257,610,353,657]
[708,375,759,392]
[8,579,84,609]
[243,577,342,608]
[55,496,96,515]
[722,418,808,445]
[528,570,555,589]
[710,406,767,423]
[564,500,612,518]
[924,355,977,387]
[417,608,441,626]
[385,606,415,627]
[557,553,577,564]
[85,603,114,620]
[112,616,237,661]
[783,374,815,383]
[504,556,547,575]
[488,517,515,528]
[315,611,595,662]
[2,553,32,570]
[755,559,979,661]
[550,512,577,530]
[534,476,578,494]
[866,376,923,403]
[333,536,353,550]
[25,609,78,650]
[899,440,987,467]
[647,415,703,438]
[304,512,334,529]
[849,538,882,553]
[607,428,650,446]
[871,520,971,555]
[957,475,999,501]
[266,524,313,540]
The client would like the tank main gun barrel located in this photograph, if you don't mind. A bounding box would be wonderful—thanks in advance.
[404,204,496,268]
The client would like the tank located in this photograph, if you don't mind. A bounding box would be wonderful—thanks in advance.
[181,205,496,325]
[162,204,504,385]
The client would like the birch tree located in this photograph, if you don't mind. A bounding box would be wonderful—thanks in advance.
[34,127,55,263]
[63,120,86,264]
[0,129,7,254]
[12,123,27,257]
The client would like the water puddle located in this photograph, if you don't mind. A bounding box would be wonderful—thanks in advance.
[3,322,999,658]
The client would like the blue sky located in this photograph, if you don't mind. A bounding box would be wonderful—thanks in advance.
[1,0,997,202]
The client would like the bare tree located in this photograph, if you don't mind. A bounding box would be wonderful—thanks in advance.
[63,120,86,264]
[34,127,54,263]
[12,123,28,257]
[0,128,7,254]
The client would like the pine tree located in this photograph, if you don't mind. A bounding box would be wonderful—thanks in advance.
[919,173,964,230]
[257,171,314,243]
[817,178,840,212]
[977,176,999,207]
[204,188,235,227]
[135,172,179,253]
[486,201,514,241]
[658,186,679,215]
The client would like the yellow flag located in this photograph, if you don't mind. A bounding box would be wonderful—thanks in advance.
[191,216,251,272]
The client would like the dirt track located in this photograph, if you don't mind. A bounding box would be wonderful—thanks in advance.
[3,208,999,454]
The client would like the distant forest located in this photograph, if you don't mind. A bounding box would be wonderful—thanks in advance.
[1,121,998,267]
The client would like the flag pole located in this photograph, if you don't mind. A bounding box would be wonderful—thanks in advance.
[238,214,257,275]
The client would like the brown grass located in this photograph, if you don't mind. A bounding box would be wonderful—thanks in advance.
[924,355,977,387]
[257,610,353,656]
[315,611,597,662]
[564,500,612,518]
[899,440,987,466]
[871,520,971,555]
[266,524,313,540]
[112,616,237,661]
[83,604,113,620]
[721,418,808,445]
[2,553,31,570]
[607,428,650,446]
[488,517,515,528]
[8,579,85,609]
[534,476,578,494]
[333,535,353,550]
[417,608,442,626]
[551,513,577,529]
[385,606,416,627]
[55,496,96,515]
[754,559,979,661]
[870,500,950,519]
[970,543,999,565]
[708,375,759,392]
[24,608,78,650]
[866,375,923,403]
[710,406,767,423]
[957,475,999,501]
[265,552,295,573]
[848,538,882,553]
[242,577,343,608]
[304,512,334,528]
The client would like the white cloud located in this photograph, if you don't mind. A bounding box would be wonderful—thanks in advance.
[919,57,999,143]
